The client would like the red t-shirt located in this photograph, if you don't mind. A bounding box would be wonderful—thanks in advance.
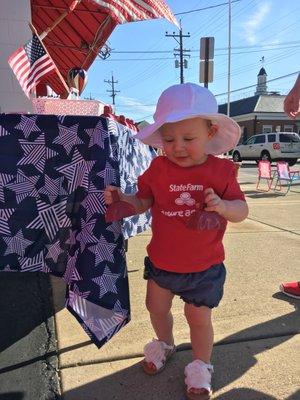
[136,155,245,273]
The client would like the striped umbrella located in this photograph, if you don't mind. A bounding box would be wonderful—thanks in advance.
[30,0,179,97]
[90,0,179,26]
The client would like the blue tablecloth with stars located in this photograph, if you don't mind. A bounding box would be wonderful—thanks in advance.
[0,113,155,348]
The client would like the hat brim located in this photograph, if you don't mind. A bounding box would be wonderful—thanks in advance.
[135,112,241,155]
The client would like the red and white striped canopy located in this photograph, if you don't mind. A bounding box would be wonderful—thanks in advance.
[31,0,178,98]
[91,0,179,26]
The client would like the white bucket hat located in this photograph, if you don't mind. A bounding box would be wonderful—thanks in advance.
[135,82,241,155]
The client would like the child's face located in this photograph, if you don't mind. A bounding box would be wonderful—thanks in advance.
[160,117,217,167]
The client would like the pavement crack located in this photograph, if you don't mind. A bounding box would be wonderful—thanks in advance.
[246,216,300,236]
[59,332,299,370]
[59,352,145,370]
[38,274,61,399]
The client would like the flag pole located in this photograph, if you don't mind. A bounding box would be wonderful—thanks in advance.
[28,0,82,95]
[28,22,70,94]
[38,0,81,40]
[81,15,112,69]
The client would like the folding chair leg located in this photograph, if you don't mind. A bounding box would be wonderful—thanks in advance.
[270,172,277,190]
[256,177,260,190]
[273,178,281,192]
[286,180,292,194]
[257,177,272,192]
[268,176,274,190]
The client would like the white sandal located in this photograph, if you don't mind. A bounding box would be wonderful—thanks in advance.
[141,339,176,375]
[185,359,213,400]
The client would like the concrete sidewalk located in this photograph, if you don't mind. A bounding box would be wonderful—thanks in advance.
[52,167,300,400]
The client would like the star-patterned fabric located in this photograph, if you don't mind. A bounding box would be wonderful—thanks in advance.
[0,113,155,348]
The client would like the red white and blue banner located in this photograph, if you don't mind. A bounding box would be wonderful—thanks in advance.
[8,34,57,98]
[0,113,154,347]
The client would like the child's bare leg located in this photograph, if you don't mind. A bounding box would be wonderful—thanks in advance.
[143,279,175,372]
[146,279,175,346]
[184,303,213,394]
[184,303,213,362]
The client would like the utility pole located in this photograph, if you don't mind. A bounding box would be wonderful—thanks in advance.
[166,21,190,84]
[104,72,120,106]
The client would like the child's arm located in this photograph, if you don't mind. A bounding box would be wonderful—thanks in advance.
[204,188,248,223]
[104,185,153,214]
[284,73,300,119]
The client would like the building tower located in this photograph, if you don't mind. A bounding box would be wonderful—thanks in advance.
[255,67,268,95]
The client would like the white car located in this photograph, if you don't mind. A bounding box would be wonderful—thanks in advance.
[232,132,300,166]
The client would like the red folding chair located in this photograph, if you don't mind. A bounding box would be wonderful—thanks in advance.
[273,161,300,194]
[256,160,274,192]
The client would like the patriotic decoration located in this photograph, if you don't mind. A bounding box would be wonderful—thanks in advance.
[91,0,179,26]
[0,113,155,348]
[28,0,178,97]
[8,34,56,98]
[67,68,88,94]
[32,98,106,116]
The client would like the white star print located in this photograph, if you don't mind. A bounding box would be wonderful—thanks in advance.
[88,235,116,265]
[92,265,119,298]
[3,230,32,257]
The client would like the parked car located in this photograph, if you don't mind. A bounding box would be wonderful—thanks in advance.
[232,132,300,166]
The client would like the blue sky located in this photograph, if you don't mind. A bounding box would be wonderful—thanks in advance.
[82,0,300,122]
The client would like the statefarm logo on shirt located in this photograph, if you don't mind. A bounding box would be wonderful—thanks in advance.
[175,192,195,206]
[169,183,203,192]
[160,183,204,218]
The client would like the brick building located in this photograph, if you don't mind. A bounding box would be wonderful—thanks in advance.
[218,68,300,144]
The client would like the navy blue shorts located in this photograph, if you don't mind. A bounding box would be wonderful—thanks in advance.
[143,257,226,309]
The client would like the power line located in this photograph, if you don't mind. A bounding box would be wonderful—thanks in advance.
[109,40,300,54]
[90,71,299,106]
[215,47,299,80]
[115,36,168,88]
[174,0,242,16]
[187,0,256,47]
[243,6,300,39]
[97,47,300,104]
[100,45,300,62]
[199,0,256,39]
[214,48,300,80]
[100,0,241,90]
[215,71,299,97]
[121,59,170,91]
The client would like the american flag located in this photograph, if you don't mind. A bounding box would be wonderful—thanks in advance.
[8,34,56,98]
[91,0,179,27]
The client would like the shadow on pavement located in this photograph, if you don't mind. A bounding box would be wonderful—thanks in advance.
[214,388,276,400]
[210,293,299,392]
[0,272,63,353]
[236,181,256,185]
[0,273,61,399]
[0,393,25,400]
[213,388,300,400]
[63,294,299,400]
[243,190,288,198]
[240,164,258,169]
[288,390,300,400]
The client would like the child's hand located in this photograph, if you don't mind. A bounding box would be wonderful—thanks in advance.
[204,188,227,215]
[104,185,122,205]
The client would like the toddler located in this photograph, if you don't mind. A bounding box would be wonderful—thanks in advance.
[104,83,248,399]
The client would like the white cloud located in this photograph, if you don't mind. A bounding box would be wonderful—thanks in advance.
[242,2,271,44]
[264,39,280,46]
[116,95,155,121]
